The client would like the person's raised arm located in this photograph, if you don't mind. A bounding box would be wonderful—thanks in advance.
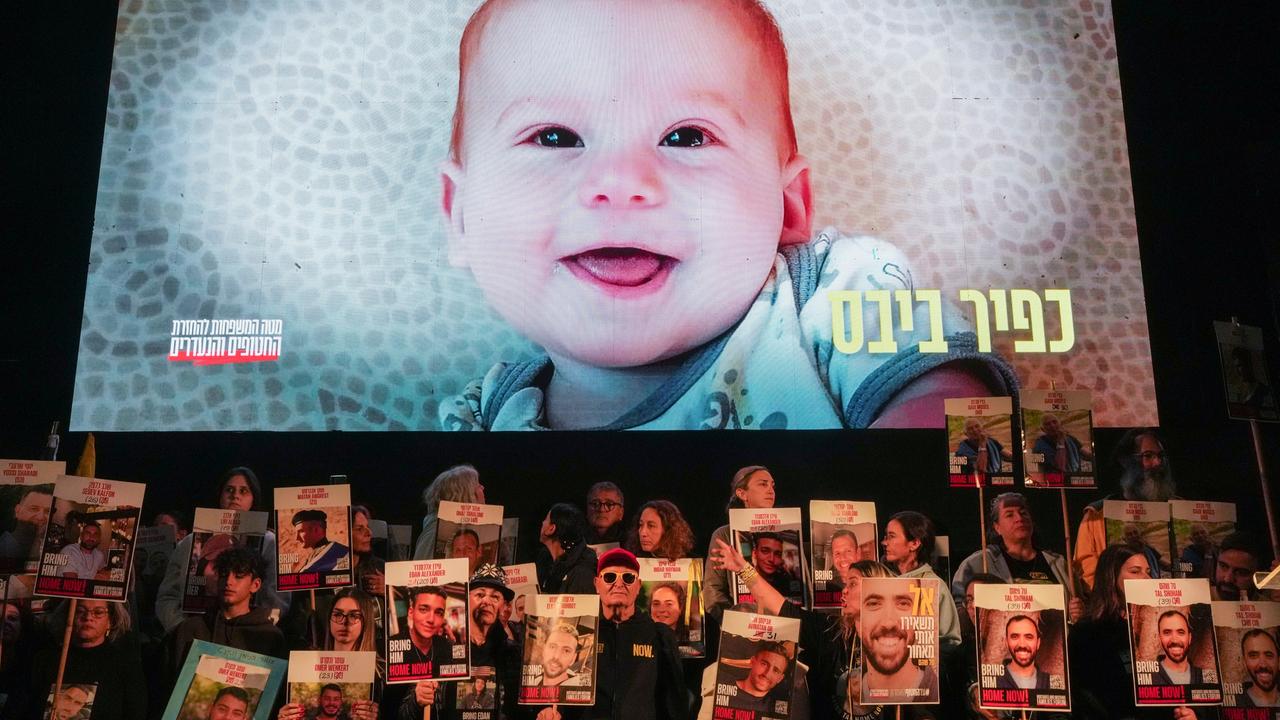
[710,538,785,616]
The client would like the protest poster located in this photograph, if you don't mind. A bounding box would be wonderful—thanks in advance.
[274,485,352,592]
[34,475,145,601]
[183,508,269,613]
[1213,600,1280,717]
[160,640,287,720]
[287,651,377,717]
[0,460,62,574]
[1104,500,1173,578]
[1171,501,1238,579]
[503,563,538,627]
[1125,578,1223,706]
[974,583,1071,712]
[499,519,519,566]
[729,508,806,608]
[518,594,598,706]
[637,557,704,658]
[434,501,504,576]
[809,500,877,609]
[384,557,469,683]
[1022,389,1096,488]
[945,397,1015,488]
[1214,320,1279,422]
[859,576,942,705]
[712,609,801,720]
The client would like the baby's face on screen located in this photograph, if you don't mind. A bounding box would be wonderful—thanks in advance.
[443,0,808,368]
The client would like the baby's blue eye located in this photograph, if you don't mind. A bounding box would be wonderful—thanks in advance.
[533,127,583,148]
[660,127,708,148]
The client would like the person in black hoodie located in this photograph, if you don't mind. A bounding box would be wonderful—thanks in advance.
[27,599,146,720]
[537,504,597,596]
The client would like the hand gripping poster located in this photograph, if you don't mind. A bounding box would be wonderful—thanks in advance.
[274,485,352,591]
[729,508,806,608]
[859,576,942,706]
[637,557,704,658]
[1170,501,1237,580]
[974,583,1071,712]
[1213,600,1280,718]
[161,640,287,720]
[434,501,504,575]
[384,557,470,683]
[287,651,378,718]
[1125,578,1223,706]
[945,397,1016,488]
[0,459,63,575]
[712,609,801,720]
[809,500,877,609]
[1021,389,1096,488]
[184,508,269,613]
[34,475,145,601]
[1104,500,1173,578]
[518,594,598,707]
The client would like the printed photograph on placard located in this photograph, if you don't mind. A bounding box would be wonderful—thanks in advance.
[1126,578,1223,706]
[384,558,469,683]
[637,557,704,658]
[1022,389,1096,488]
[1104,500,1172,578]
[183,509,269,613]
[287,651,377,720]
[712,609,800,720]
[0,460,63,575]
[1171,501,1237,580]
[1214,321,1280,422]
[809,500,877,609]
[160,640,287,720]
[274,485,352,592]
[433,501,504,575]
[1213,601,1280,716]
[518,594,598,706]
[974,584,1071,712]
[34,475,145,602]
[499,519,519,567]
[729,508,806,608]
[945,398,1015,488]
[42,682,98,720]
[860,576,941,705]
[503,563,538,628]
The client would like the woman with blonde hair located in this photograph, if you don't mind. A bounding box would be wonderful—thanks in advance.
[412,464,485,560]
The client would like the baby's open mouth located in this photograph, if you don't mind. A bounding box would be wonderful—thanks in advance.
[564,247,675,291]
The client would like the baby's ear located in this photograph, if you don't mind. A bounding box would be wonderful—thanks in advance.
[779,155,813,246]
[440,160,469,268]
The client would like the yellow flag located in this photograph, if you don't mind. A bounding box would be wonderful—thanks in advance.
[75,433,96,478]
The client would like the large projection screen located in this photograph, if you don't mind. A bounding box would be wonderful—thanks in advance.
[72,0,1155,431]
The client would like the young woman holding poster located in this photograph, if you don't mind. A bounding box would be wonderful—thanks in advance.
[703,466,777,623]
[275,588,381,720]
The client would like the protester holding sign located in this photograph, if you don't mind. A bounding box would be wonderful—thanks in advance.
[28,601,146,720]
[704,466,777,624]
[882,512,960,648]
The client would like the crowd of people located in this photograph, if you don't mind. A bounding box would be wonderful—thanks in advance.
[0,428,1275,720]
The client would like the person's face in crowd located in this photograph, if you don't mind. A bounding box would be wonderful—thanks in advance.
[319,688,344,718]
[154,512,187,541]
[539,513,554,544]
[1,603,20,645]
[993,500,1033,546]
[1123,434,1176,502]
[220,567,262,609]
[743,649,788,695]
[964,580,982,627]
[586,488,624,534]
[541,628,578,681]
[409,591,447,646]
[880,520,919,567]
[1244,633,1278,693]
[831,534,859,575]
[594,564,640,612]
[862,580,916,676]
[329,596,364,648]
[73,601,111,647]
[1040,414,1063,441]
[209,693,249,720]
[1215,548,1260,600]
[1006,617,1041,670]
[14,490,51,530]
[1116,554,1152,599]
[841,569,863,620]
[471,586,505,628]
[736,471,776,509]
[295,520,326,549]
[351,511,372,555]
[220,474,255,511]
[751,537,784,576]
[51,686,91,720]
[1157,613,1192,664]
[79,523,101,550]
[637,508,664,553]
[649,586,681,630]
[1137,435,1166,473]
[964,418,985,443]
[450,532,483,572]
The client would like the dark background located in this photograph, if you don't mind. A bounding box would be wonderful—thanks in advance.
[2,2,1278,566]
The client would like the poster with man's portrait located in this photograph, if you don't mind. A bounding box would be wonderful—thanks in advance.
[974,583,1070,712]
[1021,389,1096,488]
[384,557,469,683]
[1214,321,1279,422]
[274,485,352,591]
[636,557,704,658]
[859,576,941,705]
[945,397,1015,488]
[1104,500,1172,578]
[183,508,269,613]
[34,475,145,602]
[518,594,598,707]
[502,563,537,627]
[287,652,377,718]
[499,519,519,567]
[161,640,287,720]
[433,501,503,575]
[43,683,97,720]
[729,508,806,608]
[1171,501,1237,580]
[1213,601,1280,718]
[1125,578,1223,706]
[0,459,62,575]
[809,500,877,609]
[713,610,800,720]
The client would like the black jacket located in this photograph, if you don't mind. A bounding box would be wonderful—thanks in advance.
[571,611,687,720]
[539,544,598,596]
[29,633,147,720]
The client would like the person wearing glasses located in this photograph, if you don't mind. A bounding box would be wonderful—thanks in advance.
[28,600,145,720]
[585,482,626,545]
[535,549,688,720]
[276,589,381,720]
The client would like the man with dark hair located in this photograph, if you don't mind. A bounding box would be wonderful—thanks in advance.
[585,482,626,545]
[60,522,107,579]
[306,684,350,720]
[48,683,95,720]
[0,485,53,571]
[448,528,484,574]
[749,532,801,599]
[537,503,597,595]
[996,615,1050,690]
[1239,629,1279,707]
[291,509,350,573]
[733,642,791,713]
[209,686,252,720]
[1213,532,1264,601]
[389,586,458,674]
[1151,610,1206,686]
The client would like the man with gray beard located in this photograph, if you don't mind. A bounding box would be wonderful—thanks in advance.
[1072,428,1176,592]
